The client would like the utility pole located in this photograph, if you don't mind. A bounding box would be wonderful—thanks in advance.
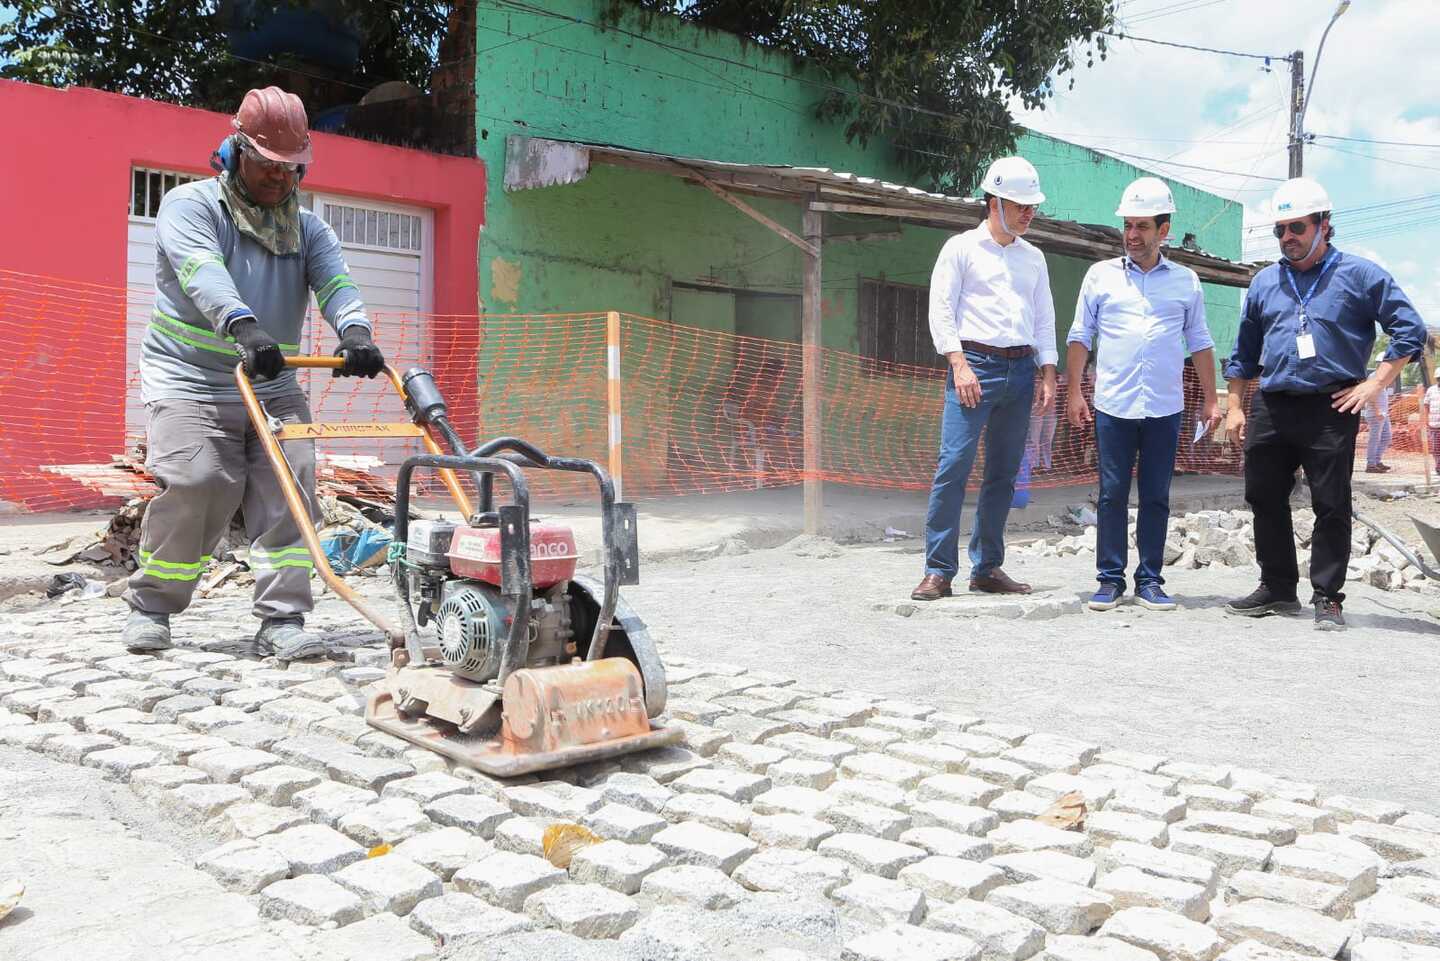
[1290,1,1351,179]
[1288,49,1305,177]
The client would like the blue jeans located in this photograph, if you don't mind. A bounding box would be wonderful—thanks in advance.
[1365,412,1391,467]
[1095,410,1181,589]
[924,351,1036,580]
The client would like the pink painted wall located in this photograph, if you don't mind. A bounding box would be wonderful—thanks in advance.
[0,81,485,509]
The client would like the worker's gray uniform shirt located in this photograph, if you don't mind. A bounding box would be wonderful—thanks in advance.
[142,177,371,403]
[126,177,370,621]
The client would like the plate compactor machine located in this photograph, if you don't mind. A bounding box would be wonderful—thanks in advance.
[238,356,678,776]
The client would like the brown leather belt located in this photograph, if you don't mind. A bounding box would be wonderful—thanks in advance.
[962,341,1035,359]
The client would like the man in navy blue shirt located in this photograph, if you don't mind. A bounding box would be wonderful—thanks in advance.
[1223,177,1426,629]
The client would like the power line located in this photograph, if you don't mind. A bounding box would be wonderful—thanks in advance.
[1125,0,1232,27]
[1312,134,1440,149]
[1091,147,1287,181]
[1313,142,1440,173]
[1099,30,1290,62]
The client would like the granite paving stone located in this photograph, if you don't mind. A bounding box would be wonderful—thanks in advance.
[406,892,534,943]
[841,923,981,961]
[425,792,515,838]
[1098,907,1226,961]
[337,798,433,848]
[524,883,640,939]
[831,874,927,926]
[194,838,292,894]
[639,864,747,910]
[925,899,1047,961]
[258,875,364,927]
[453,850,567,911]
[985,880,1114,935]
[259,823,368,875]
[1097,866,1211,922]
[332,854,444,915]
[390,826,493,880]
[569,840,669,894]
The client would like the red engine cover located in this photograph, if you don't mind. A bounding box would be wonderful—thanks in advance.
[447,522,579,588]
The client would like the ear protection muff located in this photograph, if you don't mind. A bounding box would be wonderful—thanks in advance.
[210,134,241,175]
[209,134,306,181]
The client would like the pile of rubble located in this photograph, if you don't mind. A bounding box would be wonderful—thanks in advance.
[1019,508,1433,593]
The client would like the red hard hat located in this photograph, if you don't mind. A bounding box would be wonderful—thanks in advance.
[233,86,313,164]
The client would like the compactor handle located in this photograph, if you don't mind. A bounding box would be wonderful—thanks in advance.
[281,355,347,370]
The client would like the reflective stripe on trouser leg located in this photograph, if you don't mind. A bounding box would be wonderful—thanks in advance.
[244,390,321,620]
[125,399,247,615]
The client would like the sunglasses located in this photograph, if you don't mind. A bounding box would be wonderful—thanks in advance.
[1272,221,1311,239]
[241,141,300,174]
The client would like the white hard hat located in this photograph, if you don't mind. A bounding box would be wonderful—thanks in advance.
[981,156,1045,206]
[1115,177,1176,218]
[1271,177,1332,221]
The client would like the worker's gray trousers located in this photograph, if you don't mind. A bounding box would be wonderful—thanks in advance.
[125,392,321,621]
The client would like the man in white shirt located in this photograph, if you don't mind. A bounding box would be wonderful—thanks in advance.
[1066,178,1220,612]
[912,156,1058,601]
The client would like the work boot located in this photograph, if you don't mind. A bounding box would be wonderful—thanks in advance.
[124,608,172,653]
[255,617,327,661]
[1225,584,1301,617]
[1314,597,1345,631]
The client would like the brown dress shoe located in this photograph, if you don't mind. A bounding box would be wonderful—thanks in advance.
[969,568,1032,594]
[910,574,953,601]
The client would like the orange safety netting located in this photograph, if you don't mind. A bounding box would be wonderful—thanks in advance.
[1,268,1433,516]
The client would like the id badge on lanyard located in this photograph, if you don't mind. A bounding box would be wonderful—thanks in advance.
[1296,312,1316,359]
[1286,253,1337,363]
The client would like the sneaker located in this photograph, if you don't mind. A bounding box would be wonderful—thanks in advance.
[1225,584,1302,617]
[124,608,172,653]
[1314,597,1345,630]
[1088,583,1124,611]
[1135,583,1177,611]
[255,617,327,661]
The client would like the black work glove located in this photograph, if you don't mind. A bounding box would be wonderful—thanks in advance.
[231,319,285,382]
[334,325,385,378]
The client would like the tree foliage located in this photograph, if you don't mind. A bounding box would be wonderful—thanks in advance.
[0,1,452,115]
[605,0,1116,190]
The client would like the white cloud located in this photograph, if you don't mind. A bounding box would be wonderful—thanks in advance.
[1011,0,1440,311]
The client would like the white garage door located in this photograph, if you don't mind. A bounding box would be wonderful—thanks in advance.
[308,193,433,471]
[125,172,434,472]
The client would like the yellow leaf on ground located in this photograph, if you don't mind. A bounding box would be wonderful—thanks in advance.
[543,822,601,869]
[1036,790,1087,831]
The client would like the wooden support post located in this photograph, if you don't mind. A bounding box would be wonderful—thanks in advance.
[802,206,823,535]
[606,310,623,501]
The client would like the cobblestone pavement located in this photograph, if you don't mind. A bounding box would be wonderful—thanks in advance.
[3,588,1440,961]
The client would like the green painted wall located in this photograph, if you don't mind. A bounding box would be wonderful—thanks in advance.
[472,0,1244,360]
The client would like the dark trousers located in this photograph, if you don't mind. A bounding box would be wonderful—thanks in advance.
[1095,410,1182,589]
[1244,391,1360,602]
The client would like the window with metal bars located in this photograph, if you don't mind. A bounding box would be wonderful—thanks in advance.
[129,168,203,220]
[323,202,422,251]
[857,277,944,370]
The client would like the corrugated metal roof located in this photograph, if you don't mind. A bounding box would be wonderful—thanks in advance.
[504,136,1261,287]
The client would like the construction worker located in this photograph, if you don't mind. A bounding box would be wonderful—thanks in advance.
[1223,177,1425,630]
[123,87,385,658]
[911,156,1057,601]
[1066,177,1220,612]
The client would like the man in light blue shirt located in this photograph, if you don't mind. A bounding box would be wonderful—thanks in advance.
[1066,178,1219,612]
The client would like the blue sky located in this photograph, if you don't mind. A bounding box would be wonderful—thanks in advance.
[1013,0,1440,324]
